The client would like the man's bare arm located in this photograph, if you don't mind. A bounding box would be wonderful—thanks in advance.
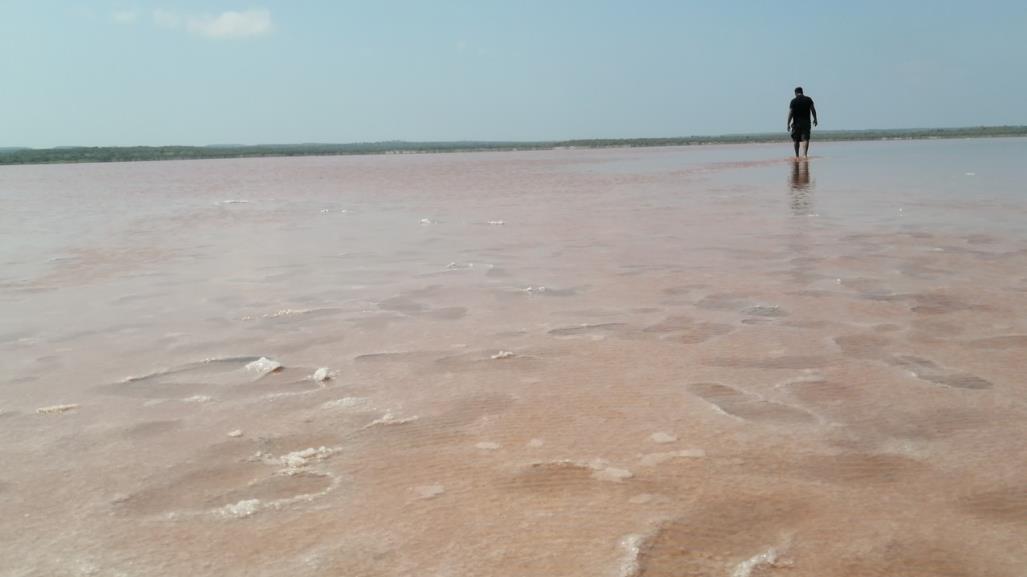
[811,102,818,127]
[787,110,793,131]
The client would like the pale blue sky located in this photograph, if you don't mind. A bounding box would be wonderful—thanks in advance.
[2,1,1024,147]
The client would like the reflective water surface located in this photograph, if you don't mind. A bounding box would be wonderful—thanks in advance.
[1,138,1026,576]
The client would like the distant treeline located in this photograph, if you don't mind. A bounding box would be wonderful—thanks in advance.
[556,126,1027,148]
[2,126,1025,166]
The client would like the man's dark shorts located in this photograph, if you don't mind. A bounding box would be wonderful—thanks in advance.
[791,126,811,142]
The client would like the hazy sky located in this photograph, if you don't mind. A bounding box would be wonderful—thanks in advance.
[2,1,1024,147]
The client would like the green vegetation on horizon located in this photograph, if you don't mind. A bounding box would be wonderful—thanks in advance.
[2,126,1025,166]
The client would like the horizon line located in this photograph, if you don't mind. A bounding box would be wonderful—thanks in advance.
[4,125,1027,151]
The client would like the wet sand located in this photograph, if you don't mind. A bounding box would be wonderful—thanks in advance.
[1,139,1026,576]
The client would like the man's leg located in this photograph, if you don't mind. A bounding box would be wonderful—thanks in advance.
[793,136,800,157]
[802,137,810,157]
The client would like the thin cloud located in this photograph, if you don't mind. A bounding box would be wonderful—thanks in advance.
[187,9,272,39]
[152,9,181,29]
[112,9,138,24]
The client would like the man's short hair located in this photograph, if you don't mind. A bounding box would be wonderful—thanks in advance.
[795,86,804,95]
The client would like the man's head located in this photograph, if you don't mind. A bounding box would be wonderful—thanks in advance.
[794,86,804,95]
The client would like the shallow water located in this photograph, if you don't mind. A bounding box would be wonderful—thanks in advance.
[1,139,1026,576]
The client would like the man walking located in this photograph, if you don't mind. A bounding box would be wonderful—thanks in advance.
[787,87,818,157]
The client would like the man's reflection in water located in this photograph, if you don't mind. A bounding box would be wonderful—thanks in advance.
[789,159,814,215]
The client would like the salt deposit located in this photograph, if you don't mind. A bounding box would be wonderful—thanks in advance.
[649,432,677,444]
[182,395,212,403]
[321,397,367,410]
[276,446,338,471]
[366,412,419,427]
[617,533,646,577]
[245,357,282,377]
[264,309,313,318]
[35,404,79,415]
[639,449,706,467]
[591,466,633,482]
[413,484,445,499]
[217,499,261,519]
[731,547,780,577]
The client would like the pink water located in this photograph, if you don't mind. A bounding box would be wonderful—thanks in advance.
[1,139,1025,576]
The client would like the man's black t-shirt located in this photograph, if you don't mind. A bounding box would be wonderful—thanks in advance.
[790,95,815,128]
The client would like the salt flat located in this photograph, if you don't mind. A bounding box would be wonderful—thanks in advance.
[1,139,1025,576]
